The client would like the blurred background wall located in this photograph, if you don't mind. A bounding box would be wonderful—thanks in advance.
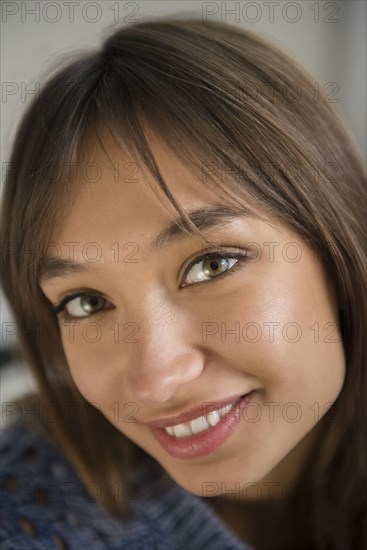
[1,0,366,408]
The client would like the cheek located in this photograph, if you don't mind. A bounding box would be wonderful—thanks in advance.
[59,324,124,409]
[207,262,345,409]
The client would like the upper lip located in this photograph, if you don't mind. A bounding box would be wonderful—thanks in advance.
[141,392,251,429]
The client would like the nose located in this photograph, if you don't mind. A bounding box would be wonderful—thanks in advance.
[126,293,205,403]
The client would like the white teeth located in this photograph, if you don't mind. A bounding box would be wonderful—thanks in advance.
[164,399,237,437]
[190,416,210,435]
[207,410,221,427]
[218,402,235,418]
[172,423,192,438]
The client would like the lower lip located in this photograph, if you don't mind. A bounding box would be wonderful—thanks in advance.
[149,391,256,460]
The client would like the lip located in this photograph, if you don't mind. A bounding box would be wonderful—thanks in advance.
[149,391,256,459]
[142,392,248,428]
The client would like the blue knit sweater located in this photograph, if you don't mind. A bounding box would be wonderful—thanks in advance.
[0,419,254,549]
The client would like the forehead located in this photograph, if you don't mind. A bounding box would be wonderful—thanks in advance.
[50,126,251,245]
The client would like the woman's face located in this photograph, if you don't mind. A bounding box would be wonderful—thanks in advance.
[40,131,345,501]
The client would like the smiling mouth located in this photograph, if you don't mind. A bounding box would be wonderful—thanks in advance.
[148,391,257,460]
[163,397,240,438]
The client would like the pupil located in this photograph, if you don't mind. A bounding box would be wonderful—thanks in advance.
[82,295,100,312]
[203,255,228,277]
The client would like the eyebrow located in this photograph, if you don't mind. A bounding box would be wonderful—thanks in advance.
[39,204,254,283]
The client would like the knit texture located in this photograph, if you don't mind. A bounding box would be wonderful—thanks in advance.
[0,419,254,550]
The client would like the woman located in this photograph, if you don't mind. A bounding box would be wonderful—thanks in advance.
[1,18,366,550]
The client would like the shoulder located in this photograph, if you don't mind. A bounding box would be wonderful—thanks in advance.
[0,418,155,549]
[1,418,70,548]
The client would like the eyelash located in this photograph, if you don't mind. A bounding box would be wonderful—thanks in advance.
[50,247,249,321]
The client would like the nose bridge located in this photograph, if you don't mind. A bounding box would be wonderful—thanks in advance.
[126,288,204,403]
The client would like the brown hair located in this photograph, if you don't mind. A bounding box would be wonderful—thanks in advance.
[1,17,366,549]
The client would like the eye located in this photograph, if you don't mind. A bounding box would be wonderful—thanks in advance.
[180,249,248,288]
[51,292,112,321]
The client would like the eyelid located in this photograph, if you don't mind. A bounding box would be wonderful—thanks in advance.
[178,245,248,285]
[51,290,109,316]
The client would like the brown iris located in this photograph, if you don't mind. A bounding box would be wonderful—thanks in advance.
[202,255,229,278]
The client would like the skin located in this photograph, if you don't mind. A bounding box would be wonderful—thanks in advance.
[40,128,346,548]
